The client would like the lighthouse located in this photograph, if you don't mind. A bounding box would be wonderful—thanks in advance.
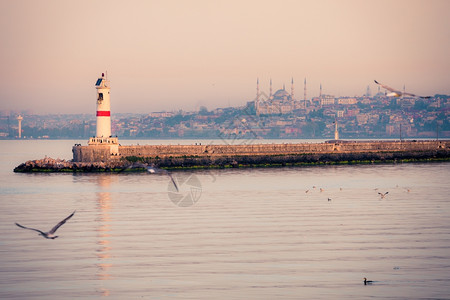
[95,73,111,138]
[89,73,118,153]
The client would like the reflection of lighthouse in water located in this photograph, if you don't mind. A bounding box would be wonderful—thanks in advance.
[95,175,114,296]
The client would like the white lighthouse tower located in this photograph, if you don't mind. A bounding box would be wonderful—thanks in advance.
[95,73,111,138]
[89,73,118,153]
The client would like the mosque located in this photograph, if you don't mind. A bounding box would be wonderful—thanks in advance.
[254,78,306,115]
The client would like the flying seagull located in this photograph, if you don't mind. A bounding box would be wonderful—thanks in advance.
[123,162,179,192]
[374,80,431,98]
[146,165,179,192]
[15,211,76,239]
[378,192,389,199]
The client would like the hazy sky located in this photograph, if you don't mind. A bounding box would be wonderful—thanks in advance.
[1,0,449,114]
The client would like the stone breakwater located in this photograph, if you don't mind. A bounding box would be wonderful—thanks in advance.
[73,140,450,163]
[13,140,450,172]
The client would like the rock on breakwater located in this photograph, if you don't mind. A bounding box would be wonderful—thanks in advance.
[13,157,131,173]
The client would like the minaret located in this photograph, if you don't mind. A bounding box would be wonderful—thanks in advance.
[17,115,23,138]
[256,78,260,101]
[291,77,294,100]
[256,78,260,116]
[319,83,323,109]
[303,77,307,108]
[269,78,273,99]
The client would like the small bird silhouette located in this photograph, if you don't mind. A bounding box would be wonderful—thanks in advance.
[364,277,373,285]
[328,198,332,202]
[378,192,389,199]
[305,189,309,193]
[15,211,76,239]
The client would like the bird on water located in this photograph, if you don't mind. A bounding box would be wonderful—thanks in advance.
[364,277,373,285]
[15,211,76,239]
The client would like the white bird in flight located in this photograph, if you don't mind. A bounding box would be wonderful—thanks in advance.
[374,80,431,99]
[124,162,179,192]
[15,211,75,239]
[146,165,179,192]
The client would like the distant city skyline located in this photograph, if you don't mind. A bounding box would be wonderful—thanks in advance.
[0,0,449,114]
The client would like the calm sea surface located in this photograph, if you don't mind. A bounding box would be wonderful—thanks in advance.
[1,140,449,299]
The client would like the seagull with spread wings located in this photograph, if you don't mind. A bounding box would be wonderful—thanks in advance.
[146,165,179,192]
[374,80,431,98]
[122,162,179,192]
[378,192,389,199]
[15,211,76,239]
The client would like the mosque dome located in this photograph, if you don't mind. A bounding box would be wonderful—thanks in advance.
[273,88,290,99]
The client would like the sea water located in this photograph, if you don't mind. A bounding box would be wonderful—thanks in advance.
[0,140,449,299]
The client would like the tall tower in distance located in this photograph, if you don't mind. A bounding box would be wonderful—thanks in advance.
[334,120,339,140]
[17,115,23,138]
[366,85,372,97]
[89,73,118,151]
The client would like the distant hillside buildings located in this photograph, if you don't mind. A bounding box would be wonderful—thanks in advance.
[1,80,449,140]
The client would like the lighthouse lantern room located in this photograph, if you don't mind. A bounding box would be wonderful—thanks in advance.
[89,73,119,154]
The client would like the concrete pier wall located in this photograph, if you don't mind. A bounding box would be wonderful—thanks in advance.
[72,140,450,163]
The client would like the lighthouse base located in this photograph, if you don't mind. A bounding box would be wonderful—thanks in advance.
[89,137,119,145]
[86,137,119,158]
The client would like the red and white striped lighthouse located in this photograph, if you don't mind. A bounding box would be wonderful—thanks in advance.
[88,73,118,155]
[95,73,111,138]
